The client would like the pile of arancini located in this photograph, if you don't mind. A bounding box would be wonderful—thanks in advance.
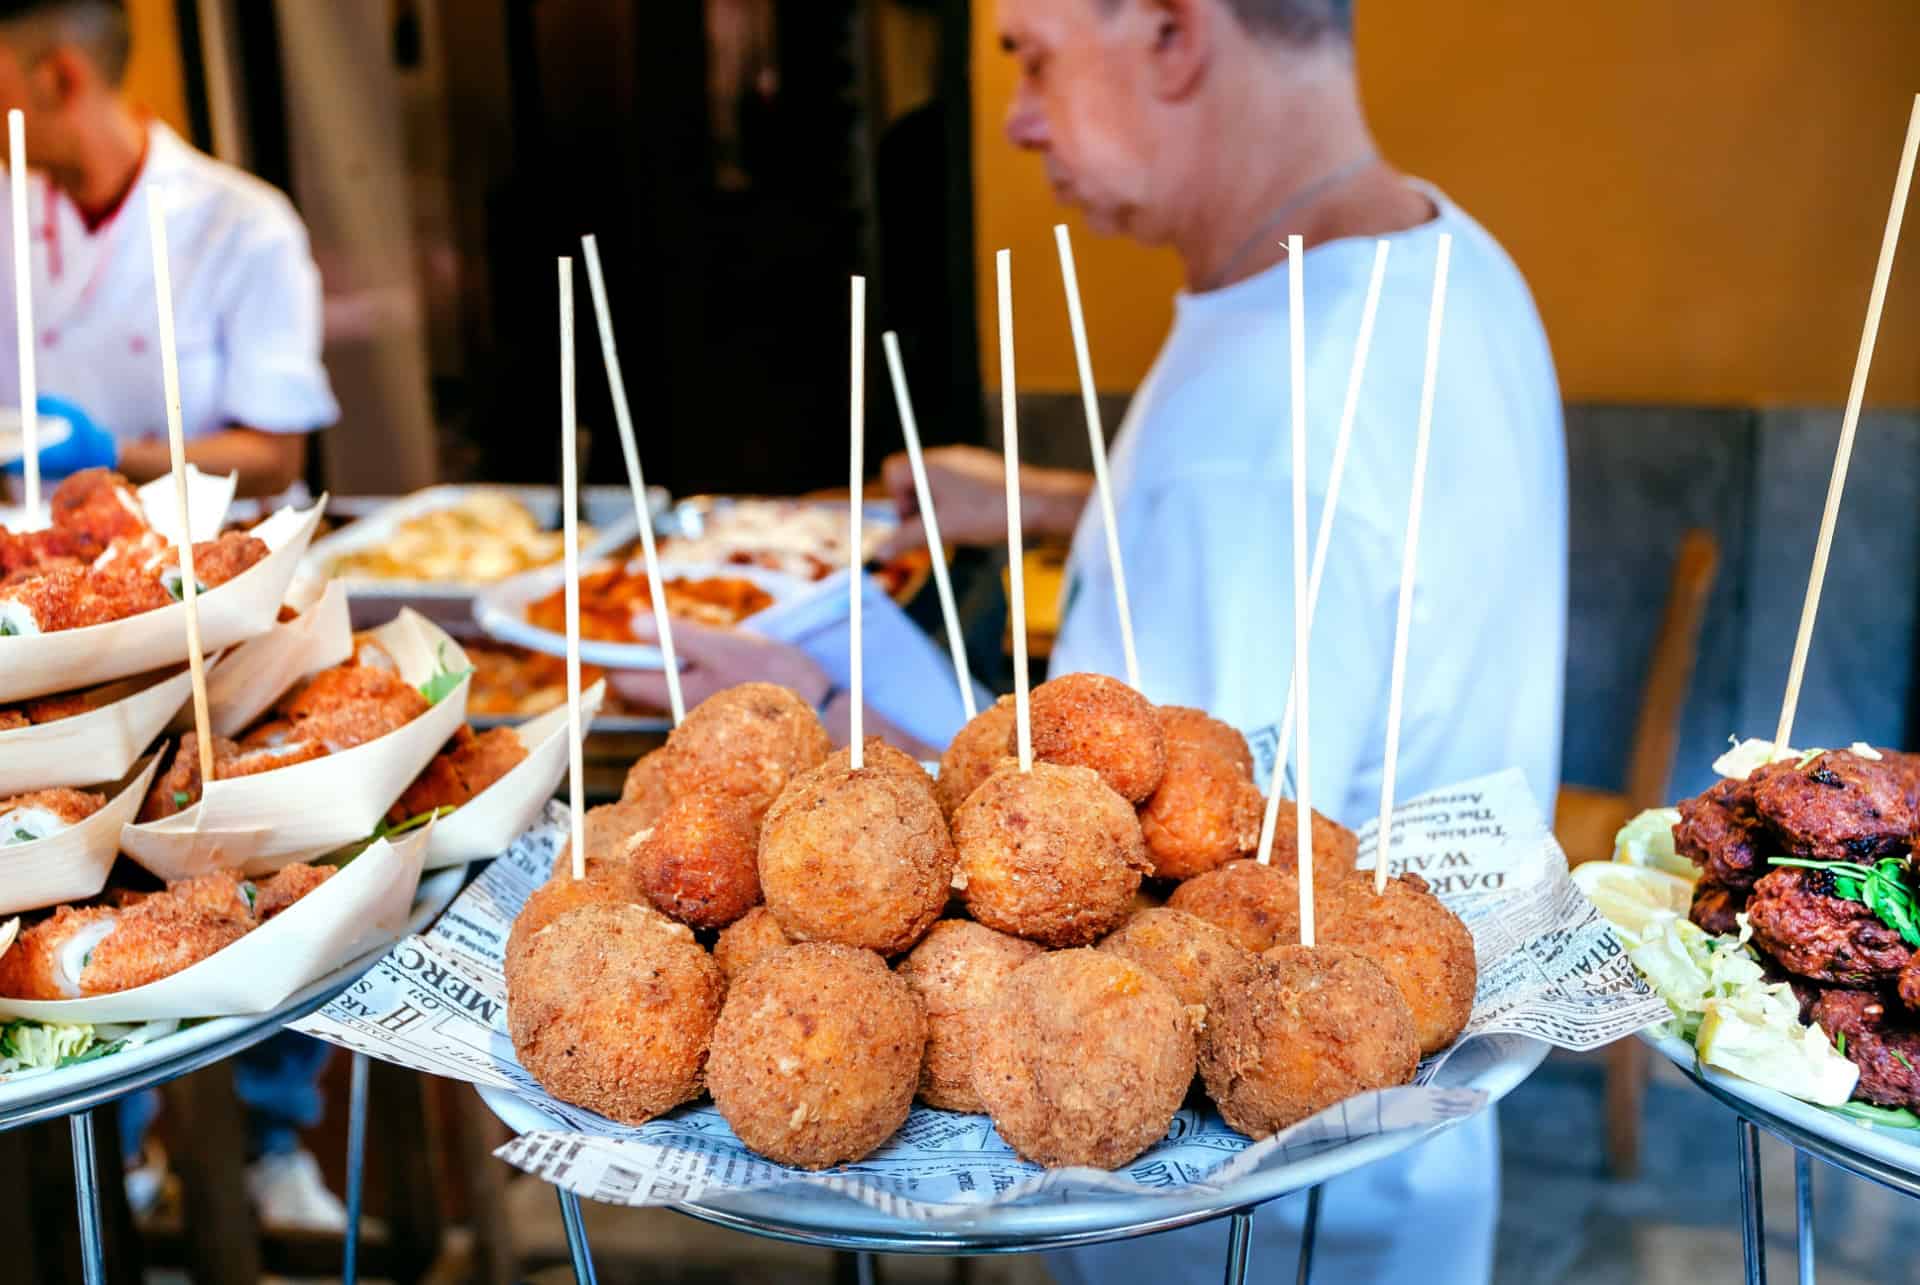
[503,672,1478,1173]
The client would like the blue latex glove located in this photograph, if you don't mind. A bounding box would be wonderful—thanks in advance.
[4,394,117,477]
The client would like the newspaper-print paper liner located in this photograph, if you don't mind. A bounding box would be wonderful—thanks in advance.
[0,501,326,702]
[297,770,1673,1216]
[202,578,353,737]
[0,826,428,1024]
[0,668,193,795]
[120,609,472,879]
[0,755,162,916]
[423,680,605,870]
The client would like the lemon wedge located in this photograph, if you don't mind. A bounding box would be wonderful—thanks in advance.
[1572,862,1694,948]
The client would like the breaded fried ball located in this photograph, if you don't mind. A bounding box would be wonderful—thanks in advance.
[1166,859,1301,952]
[1098,908,1252,1016]
[664,682,831,809]
[633,789,762,930]
[848,736,937,792]
[713,906,792,984]
[706,942,925,1168]
[1201,945,1419,1138]
[506,903,723,1125]
[1158,706,1254,779]
[1022,673,1167,803]
[759,748,955,955]
[505,872,656,977]
[1139,747,1263,880]
[570,797,663,881]
[896,920,1044,1111]
[1317,873,1477,1055]
[936,697,1017,820]
[1262,802,1359,874]
[955,762,1149,947]
[971,949,1195,1169]
[620,747,674,818]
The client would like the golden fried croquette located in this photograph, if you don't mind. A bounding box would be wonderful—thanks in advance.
[1158,706,1254,779]
[758,747,955,955]
[620,747,674,817]
[1166,859,1305,953]
[1139,747,1263,880]
[349,635,400,672]
[936,696,1017,820]
[0,564,172,632]
[706,942,925,1168]
[713,905,792,984]
[633,790,762,930]
[1098,907,1253,1016]
[848,736,938,791]
[49,468,147,550]
[2,786,106,828]
[388,725,529,824]
[252,863,337,920]
[504,872,657,979]
[954,762,1150,947]
[1022,673,1167,803]
[138,733,240,821]
[20,687,109,724]
[78,897,251,995]
[278,664,430,751]
[226,725,329,776]
[163,871,255,920]
[1317,873,1477,1055]
[185,532,269,588]
[507,903,724,1125]
[1263,802,1359,874]
[0,709,26,731]
[972,949,1195,1169]
[896,920,1044,1111]
[663,682,831,809]
[567,797,662,882]
[1201,945,1419,1138]
[0,906,114,998]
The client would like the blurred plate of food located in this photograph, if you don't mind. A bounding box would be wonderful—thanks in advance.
[658,495,928,603]
[465,639,670,733]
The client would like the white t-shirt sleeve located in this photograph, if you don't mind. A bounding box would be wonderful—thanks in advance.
[214,218,338,434]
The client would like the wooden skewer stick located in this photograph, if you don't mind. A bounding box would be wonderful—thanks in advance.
[998,249,1032,773]
[579,235,683,726]
[849,276,866,769]
[1282,236,1316,944]
[9,112,36,518]
[1258,239,1391,864]
[1773,94,1920,757]
[148,191,215,796]
[558,258,589,881]
[1375,234,1453,896]
[882,330,977,720]
[1053,224,1139,692]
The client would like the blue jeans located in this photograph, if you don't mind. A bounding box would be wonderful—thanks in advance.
[120,1032,334,1162]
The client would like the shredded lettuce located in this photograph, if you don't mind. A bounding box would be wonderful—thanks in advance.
[1612,808,1692,878]
[0,1019,96,1075]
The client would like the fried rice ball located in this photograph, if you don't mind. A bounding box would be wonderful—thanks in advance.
[1166,859,1303,952]
[758,747,955,955]
[1202,945,1419,1138]
[620,747,674,818]
[633,789,762,930]
[504,872,658,978]
[1098,907,1253,1017]
[936,696,1017,820]
[713,906,793,984]
[954,761,1151,947]
[506,903,724,1125]
[896,920,1044,1111]
[706,942,925,1169]
[664,682,831,809]
[1158,706,1254,779]
[1022,672,1167,803]
[1317,872,1477,1055]
[1262,801,1360,874]
[1139,746,1263,880]
[565,797,665,882]
[972,949,1195,1169]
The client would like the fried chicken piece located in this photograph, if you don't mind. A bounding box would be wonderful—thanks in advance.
[253,864,336,920]
[277,664,429,751]
[139,733,240,821]
[1,787,106,827]
[162,871,256,920]
[0,906,115,998]
[1808,988,1920,1109]
[1754,750,1915,862]
[21,687,106,724]
[1746,867,1913,986]
[0,564,171,632]
[1689,879,1746,937]
[79,897,252,995]
[0,709,26,731]
[388,725,529,824]
[185,531,269,588]
[48,468,147,551]
[224,725,328,777]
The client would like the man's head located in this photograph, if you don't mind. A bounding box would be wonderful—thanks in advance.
[1000,0,1354,243]
[0,0,129,168]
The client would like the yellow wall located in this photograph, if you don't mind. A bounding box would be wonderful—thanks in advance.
[122,0,190,137]
[973,2,1920,406]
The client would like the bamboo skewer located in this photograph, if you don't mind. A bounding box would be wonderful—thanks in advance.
[1375,234,1453,896]
[849,276,867,769]
[9,111,36,518]
[1772,94,1920,757]
[998,250,1031,773]
[1282,236,1316,944]
[147,191,214,798]
[557,258,588,881]
[579,235,684,727]
[882,330,976,720]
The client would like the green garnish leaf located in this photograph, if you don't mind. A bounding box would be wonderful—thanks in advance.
[321,806,454,865]
[172,790,191,808]
[0,620,16,637]
[1837,1031,1848,1057]
[57,1038,127,1069]
[417,644,472,707]
[1767,856,1920,948]
[10,828,34,844]
[1896,1050,1915,1073]
[1830,1101,1920,1129]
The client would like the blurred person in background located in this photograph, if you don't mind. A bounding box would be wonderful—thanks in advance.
[0,0,346,1229]
[0,0,334,500]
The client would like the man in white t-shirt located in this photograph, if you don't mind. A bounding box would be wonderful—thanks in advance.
[0,0,335,497]
[881,1,1567,1281]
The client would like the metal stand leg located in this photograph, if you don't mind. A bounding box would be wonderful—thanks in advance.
[1296,1186,1323,1285]
[1739,1120,1768,1285]
[343,1051,370,1284]
[69,1110,106,1285]
[856,1250,878,1285]
[1794,1150,1815,1285]
[558,1187,599,1284]
[1221,1209,1254,1285]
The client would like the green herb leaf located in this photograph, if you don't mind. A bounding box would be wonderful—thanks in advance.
[1766,856,1920,948]
[1830,1101,1920,1129]
[171,790,191,808]
[417,646,472,706]
[0,620,16,637]
[56,1038,127,1069]
[1896,1050,1915,1073]
[10,828,34,844]
[1837,1031,1848,1057]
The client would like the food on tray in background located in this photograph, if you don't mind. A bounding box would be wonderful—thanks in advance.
[660,498,889,581]
[524,563,774,641]
[0,470,268,636]
[328,491,583,584]
[0,865,336,1000]
[465,641,656,721]
[2,788,106,845]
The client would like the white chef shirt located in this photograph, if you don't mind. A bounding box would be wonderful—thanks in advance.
[1046,187,1566,1285]
[0,120,336,443]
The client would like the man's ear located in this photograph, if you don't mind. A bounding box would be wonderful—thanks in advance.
[36,47,90,110]
[1144,0,1212,101]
